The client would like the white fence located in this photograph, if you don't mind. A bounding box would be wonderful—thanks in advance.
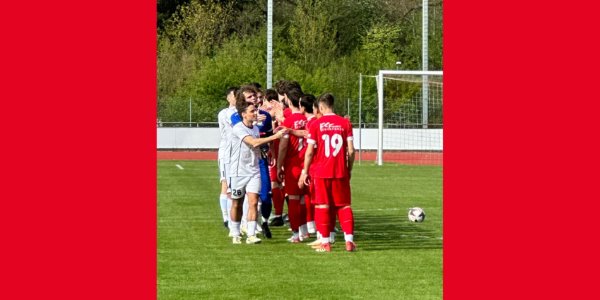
[157,128,442,151]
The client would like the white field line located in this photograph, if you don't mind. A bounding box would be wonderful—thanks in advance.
[175,164,184,170]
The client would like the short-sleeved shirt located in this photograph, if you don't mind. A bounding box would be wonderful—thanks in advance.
[281,112,307,168]
[229,122,261,177]
[231,109,273,152]
[306,113,353,179]
[217,106,236,162]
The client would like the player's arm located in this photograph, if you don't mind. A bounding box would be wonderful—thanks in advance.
[242,129,287,148]
[347,139,355,179]
[276,132,289,180]
[299,142,314,188]
[289,129,307,138]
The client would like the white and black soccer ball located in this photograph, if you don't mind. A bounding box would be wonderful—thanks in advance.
[408,207,426,222]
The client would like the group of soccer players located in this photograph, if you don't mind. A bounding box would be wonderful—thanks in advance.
[217,80,356,252]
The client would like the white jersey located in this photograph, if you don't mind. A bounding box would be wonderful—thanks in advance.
[229,122,261,177]
[217,106,237,162]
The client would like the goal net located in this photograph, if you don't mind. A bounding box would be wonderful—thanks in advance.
[376,70,443,166]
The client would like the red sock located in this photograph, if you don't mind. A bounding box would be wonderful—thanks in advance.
[272,187,284,215]
[304,194,314,222]
[299,198,307,226]
[315,207,330,238]
[329,206,338,233]
[287,199,301,232]
[337,206,354,235]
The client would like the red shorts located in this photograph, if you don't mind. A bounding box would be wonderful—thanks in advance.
[284,165,305,195]
[313,177,351,206]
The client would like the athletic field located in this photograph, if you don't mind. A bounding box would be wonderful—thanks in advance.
[158,160,442,299]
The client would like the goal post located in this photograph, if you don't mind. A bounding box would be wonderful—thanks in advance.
[376,70,443,166]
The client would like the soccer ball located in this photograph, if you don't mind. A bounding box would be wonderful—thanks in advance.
[408,207,426,222]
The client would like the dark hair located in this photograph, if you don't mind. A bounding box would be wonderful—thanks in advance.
[265,88,278,101]
[300,94,316,114]
[317,93,335,109]
[235,85,257,107]
[236,99,252,116]
[226,86,239,97]
[287,88,303,108]
[274,80,303,96]
[249,82,262,90]
[275,80,289,95]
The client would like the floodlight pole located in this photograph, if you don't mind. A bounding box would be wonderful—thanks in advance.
[358,73,362,165]
[266,0,273,88]
[422,0,429,128]
[376,72,384,166]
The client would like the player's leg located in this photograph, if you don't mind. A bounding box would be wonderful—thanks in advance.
[269,163,285,226]
[312,178,332,252]
[218,159,230,228]
[333,177,355,251]
[258,158,272,238]
[229,176,248,244]
[245,174,262,244]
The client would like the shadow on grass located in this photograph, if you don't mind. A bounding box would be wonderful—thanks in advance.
[353,212,442,251]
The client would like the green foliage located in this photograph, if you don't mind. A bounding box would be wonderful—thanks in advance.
[157,0,444,124]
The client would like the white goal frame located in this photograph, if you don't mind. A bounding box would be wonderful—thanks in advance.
[376,70,443,165]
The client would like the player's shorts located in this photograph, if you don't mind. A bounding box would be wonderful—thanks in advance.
[218,158,229,182]
[229,173,261,200]
[283,164,306,196]
[313,177,351,206]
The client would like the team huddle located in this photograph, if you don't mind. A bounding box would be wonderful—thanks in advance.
[217,80,356,252]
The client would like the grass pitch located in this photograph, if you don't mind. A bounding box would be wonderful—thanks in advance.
[158,160,442,299]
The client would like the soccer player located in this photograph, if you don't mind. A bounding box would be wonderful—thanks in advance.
[217,86,238,228]
[264,88,287,227]
[298,94,317,236]
[276,87,309,243]
[299,93,357,252]
[229,89,287,244]
[230,84,274,238]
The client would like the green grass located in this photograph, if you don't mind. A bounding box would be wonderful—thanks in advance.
[158,160,443,299]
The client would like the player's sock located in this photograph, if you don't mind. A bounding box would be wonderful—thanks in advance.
[272,187,284,216]
[230,221,241,237]
[260,198,272,221]
[287,199,301,232]
[219,194,228,222]
[328,206,337,234]
[247,221,257,237]
[299,198,307,233]
[337,206,354,236]
[315,206,330,239]
[344,233,354,243]
[307,221,316,234]
[299,224,308,237]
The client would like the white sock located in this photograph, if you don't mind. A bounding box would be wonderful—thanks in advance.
[247,221,257,237]
[330,232,336,242]
[219,194,228,222]
[230,221,241,237]
[321,237,330,244]
[307,221,316,234]
[299,224,308,236]
[344,233,354,242]
[316,231,322,240]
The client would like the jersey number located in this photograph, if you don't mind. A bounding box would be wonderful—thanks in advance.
[322,133,343,157]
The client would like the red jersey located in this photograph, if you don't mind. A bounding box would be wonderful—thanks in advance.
[306,113,353,179]
[304,115,319,175]
[282,112,307,167]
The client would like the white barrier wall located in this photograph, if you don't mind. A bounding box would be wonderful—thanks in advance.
[157,128,443,150]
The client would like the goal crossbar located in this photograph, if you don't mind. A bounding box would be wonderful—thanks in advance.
[376,70,443,165]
